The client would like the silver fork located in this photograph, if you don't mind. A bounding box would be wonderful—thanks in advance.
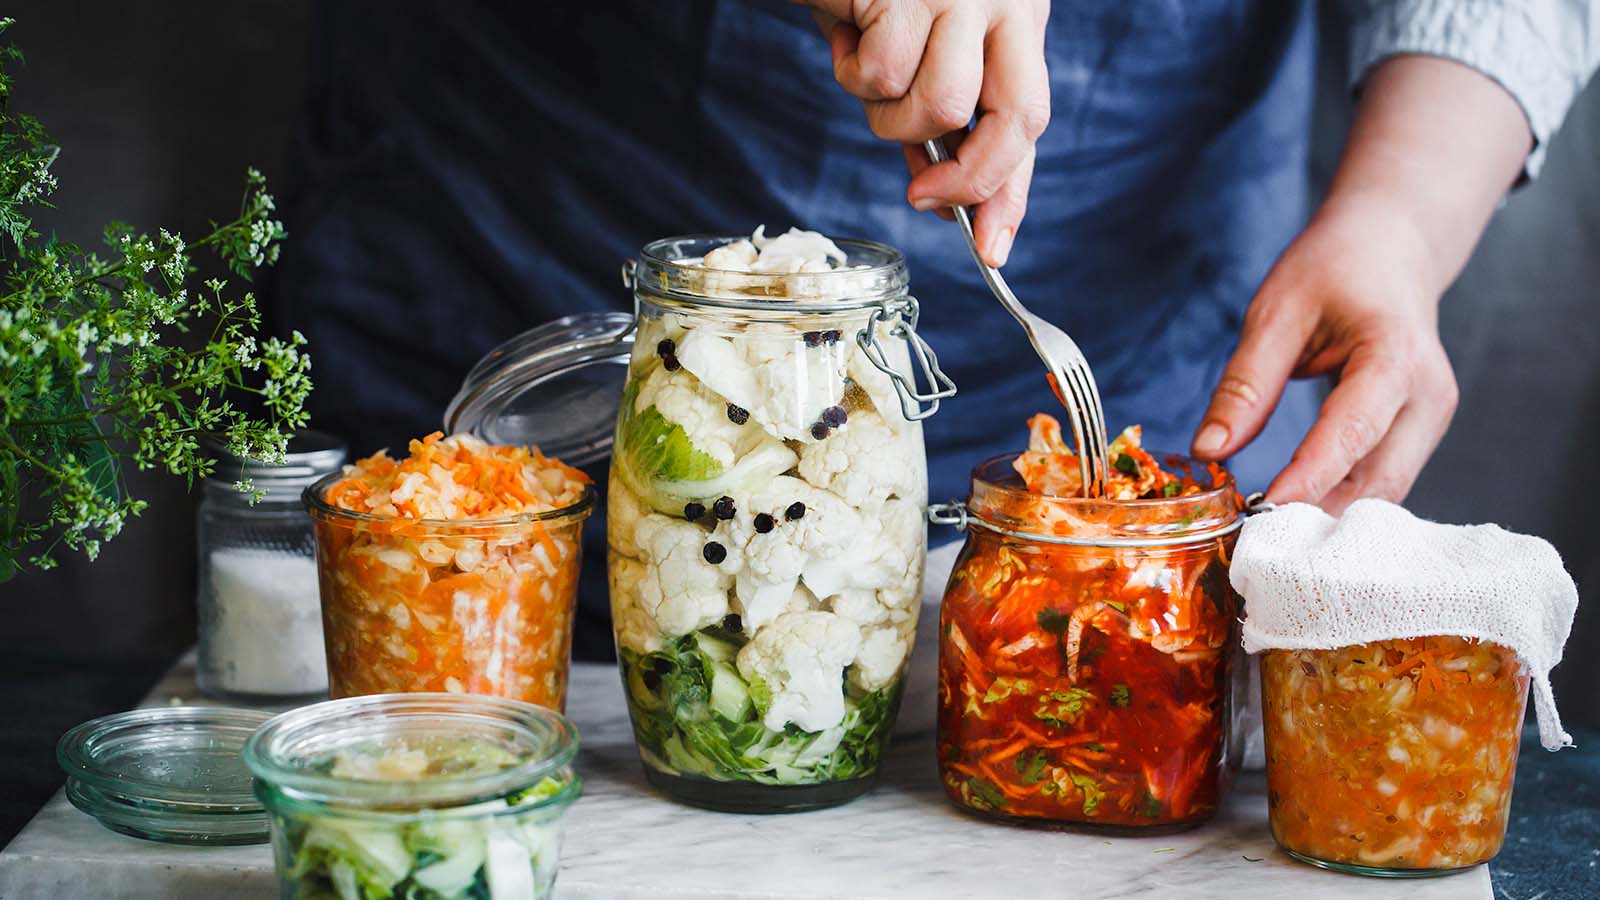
[923,138,1110,497]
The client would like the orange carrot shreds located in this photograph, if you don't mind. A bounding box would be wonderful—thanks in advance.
[938,522,1238,828]
[1262,638,1528,872]
[310,432,593,711]
[324,432,590,521]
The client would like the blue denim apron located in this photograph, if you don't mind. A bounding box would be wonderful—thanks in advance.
[274,0,1320,656]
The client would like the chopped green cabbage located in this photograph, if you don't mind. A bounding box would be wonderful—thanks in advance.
[620,631,901,786]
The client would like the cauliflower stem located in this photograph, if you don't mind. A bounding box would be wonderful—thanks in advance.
[620,630,902,786]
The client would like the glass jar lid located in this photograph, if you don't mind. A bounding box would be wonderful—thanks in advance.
[244,693,580,813]
[57,705,272,844]
[443,311,634,466]
[203,429,347,496]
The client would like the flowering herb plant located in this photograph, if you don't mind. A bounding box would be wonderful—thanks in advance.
[0,19,311,579]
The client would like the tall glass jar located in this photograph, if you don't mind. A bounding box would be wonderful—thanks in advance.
[245,693,581,900]
[608,235,951,812]
[1262,637,1529,876]
[196,431,346,700]
[933,455,1245,831]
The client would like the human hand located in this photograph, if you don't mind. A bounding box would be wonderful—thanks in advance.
[801,0,1051,267]
[1190,192,1459,514]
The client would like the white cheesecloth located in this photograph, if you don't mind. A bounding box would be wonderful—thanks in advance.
[1231,499,1579,751]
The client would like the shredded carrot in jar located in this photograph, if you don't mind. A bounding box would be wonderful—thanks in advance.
[1262,637,1528,871]
[313,433,592,711]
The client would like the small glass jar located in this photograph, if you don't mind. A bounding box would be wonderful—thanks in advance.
[245,693,581,900]
[1262,637,1529,876]
[196,431,346,700]
[607,235,951,813]
[933,455,1244,831]
[303,475,594,711]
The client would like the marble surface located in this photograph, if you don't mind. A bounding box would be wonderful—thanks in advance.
[0,544,1493,900]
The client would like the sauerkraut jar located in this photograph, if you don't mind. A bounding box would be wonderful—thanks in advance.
[304,434,594,710]
[1262,637,1529,875]
[932,417,1246,831]
[608,229,952,812]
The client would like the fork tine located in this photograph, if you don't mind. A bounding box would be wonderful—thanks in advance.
[1060,365,1103,491]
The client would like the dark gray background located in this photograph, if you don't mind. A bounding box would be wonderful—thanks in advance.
[1,0,1595,860]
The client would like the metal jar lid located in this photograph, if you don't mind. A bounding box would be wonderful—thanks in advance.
[203,430,347,497]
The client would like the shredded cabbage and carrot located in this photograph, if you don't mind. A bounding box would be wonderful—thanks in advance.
[313,433,592,710]
[938,414,1239,827]
[1263,637,1528,871]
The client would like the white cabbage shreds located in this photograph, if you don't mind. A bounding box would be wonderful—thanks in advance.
[314,432,591,710]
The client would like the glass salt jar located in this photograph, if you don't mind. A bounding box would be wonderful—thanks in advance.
[195,430,346,700]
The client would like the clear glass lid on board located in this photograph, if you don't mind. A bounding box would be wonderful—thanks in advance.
[56,705,273,845]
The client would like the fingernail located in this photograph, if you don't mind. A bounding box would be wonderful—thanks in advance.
[989,227,1014,268]
[911,196,939,212]
[1193,423,1228,456]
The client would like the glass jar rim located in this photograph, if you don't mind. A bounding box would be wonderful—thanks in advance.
[243,693,580,813]
[961,452,1243,546]
[633,233,910,314]
[301,469,596,530]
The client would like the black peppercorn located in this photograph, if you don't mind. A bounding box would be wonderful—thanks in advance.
[785,501,806,520]
[802,331,822,348]
[656,338,676,357]
[712,496,736,519]
[753,513,775,533]
[821,405,847,428]
[726,403,749,425]
[683,501,706,522]
[810,421,831,440]
[661,353,681,372]
[823,329,841,344]
[702,541,727,564]
[722,613,743,633]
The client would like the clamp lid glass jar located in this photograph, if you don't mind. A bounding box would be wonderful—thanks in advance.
[610,232,951,813]
[196,430,346,700]
[933,453,1244,831]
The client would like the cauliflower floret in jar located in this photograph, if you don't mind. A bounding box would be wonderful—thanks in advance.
[749,225,848,273]
[632,365,753,469]
[676,329,848,443]
[807,496,925,599]
[609,556,662,654]
[797,410,920,509]
[851,625,910,692]
[633,515,732,638]
[736,610,862,732]
[713,476,882,603]
[701,238,759,271]
[607,478,648,561]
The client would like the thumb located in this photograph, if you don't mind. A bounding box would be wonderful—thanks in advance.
[1192,291,1316,460]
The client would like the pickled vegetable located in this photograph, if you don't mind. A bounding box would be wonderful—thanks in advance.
[937,415,1240,828]
[311,432,591,709]
[1262,637,1528,871]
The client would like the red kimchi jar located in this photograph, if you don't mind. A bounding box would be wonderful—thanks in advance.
[933,455,1245,831]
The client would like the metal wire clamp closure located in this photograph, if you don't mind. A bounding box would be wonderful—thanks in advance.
[926,499,1245,548]
[857,296,957,422]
